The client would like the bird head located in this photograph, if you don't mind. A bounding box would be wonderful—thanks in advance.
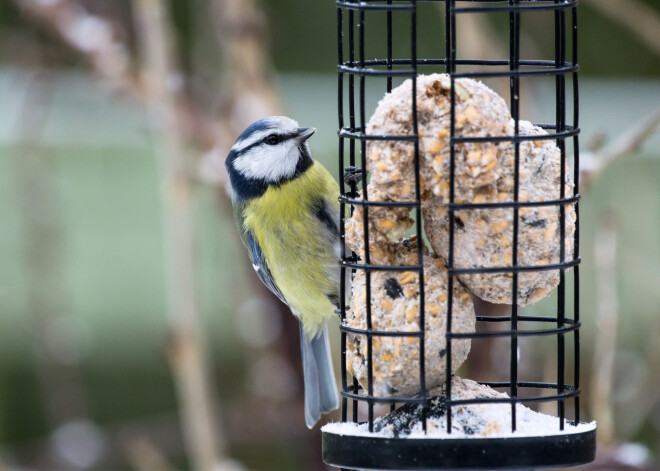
[226,116,316,200]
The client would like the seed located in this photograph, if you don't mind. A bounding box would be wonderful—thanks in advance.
[464,107,479,123]
[483,148,497,163]
[427,303,441,315]
[376,162,387,171]
[503,249,513,266]
[483,160,497,173]
[467,150,481,164]
[393,339,402,358]
[428,140,444,153]
[382,353,393,362]
[455,83,470,100]
[437,293,448,303]
[381,299,392,310]
[403,286,417,299]
[490,221,509,234]
[370,246,386,262]
[378,219,396,229]
[405,304,419,323]
[529,288,547,302]
[544,223,556,240]
[437,129,449,138]
[398,271,417,285]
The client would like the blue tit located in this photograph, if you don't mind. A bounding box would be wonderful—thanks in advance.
[226,116,341,428]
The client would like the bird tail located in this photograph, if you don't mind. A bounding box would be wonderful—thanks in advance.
[299,324,339,428]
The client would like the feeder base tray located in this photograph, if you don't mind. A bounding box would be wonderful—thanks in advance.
[322,424,596,470]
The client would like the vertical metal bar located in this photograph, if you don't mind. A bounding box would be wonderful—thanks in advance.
[410,0,426,433]
[571,4,581,424]
[337,5,348,423]
[357,6,375,433]
[508,0,521,433]
[387,0,393,93]
[445,0,456,435]
[348,5,360,423]
[337,5,349,424]
[555,0,567,430]
[386,0,394,417]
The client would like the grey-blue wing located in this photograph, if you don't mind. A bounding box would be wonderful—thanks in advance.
[246,231,288,305]
[313,200,345,308]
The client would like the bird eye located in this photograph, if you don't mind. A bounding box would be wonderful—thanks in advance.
[265,134,280,145]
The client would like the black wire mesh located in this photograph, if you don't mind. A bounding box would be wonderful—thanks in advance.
[329,0,591,469]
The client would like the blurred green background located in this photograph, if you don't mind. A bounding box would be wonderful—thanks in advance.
[1,1,659,470]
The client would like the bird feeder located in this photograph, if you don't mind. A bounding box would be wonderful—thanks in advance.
[322,1,596,469]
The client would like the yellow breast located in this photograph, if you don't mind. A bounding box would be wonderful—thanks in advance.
[243,163,339,336]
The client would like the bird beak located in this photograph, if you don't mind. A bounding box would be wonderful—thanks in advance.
[297,127,316,142]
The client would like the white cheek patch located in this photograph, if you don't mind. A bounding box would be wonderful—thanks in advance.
[233,141,300,182]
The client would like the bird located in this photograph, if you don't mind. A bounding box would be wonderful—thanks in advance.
[225,116,341,428]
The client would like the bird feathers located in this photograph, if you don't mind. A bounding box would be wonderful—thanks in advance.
[236,162,341,338]
[245,230,287,305]
[300,324,340,428]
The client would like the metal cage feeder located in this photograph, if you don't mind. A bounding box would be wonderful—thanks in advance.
[322,0,596,469]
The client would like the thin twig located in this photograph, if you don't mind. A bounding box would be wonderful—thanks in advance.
[590,211,618,446]
[11,0,223,159]
[583,0,660,58]
[581,108,660,191]
[199,0,282,186]
[12,0,136,94]
[132,1,229,470]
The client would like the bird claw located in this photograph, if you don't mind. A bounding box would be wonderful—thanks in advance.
[344,166,362,186]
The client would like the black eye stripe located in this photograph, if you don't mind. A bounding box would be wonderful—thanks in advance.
[234,131,300,155]
[264,132,298,143]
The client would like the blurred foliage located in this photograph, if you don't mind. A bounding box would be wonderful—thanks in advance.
[1,1,660,76]
[0,0,659,469]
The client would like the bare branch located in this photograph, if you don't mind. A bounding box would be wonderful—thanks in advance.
[132,1,232,470]
[583,0,660,58]
[581,108,660,190]
[199,0,282,186]
[12,0,138,94]
[12,0,223,158]
[590,211,618,446]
